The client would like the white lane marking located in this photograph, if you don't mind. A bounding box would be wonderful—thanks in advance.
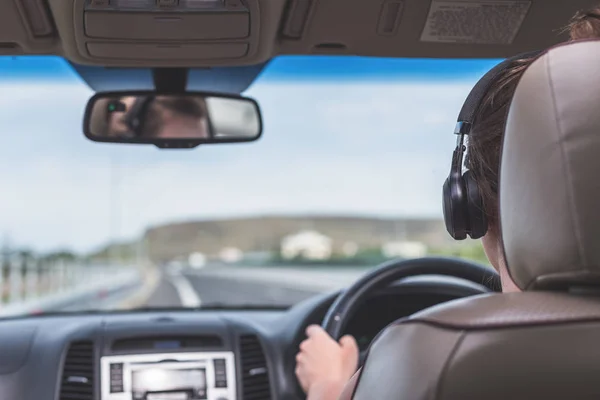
[168,272,202,307]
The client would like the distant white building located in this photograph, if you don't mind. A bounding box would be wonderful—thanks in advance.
[382,241,427,259]
[281,230,333,261]
[188,252,206,269]
[219,247,243,263]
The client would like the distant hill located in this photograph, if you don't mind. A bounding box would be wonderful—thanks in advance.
[86,241,138,262]
[143,215,453,263]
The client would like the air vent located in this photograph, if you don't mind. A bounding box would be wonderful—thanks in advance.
[112,335,223,352]
[59,341,95,400]
[239,334,271,400]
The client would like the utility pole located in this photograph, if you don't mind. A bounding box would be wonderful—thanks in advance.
[0,234,8,306]
[109,152,121,265]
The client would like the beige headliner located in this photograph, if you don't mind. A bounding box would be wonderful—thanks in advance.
[1,0,597,67]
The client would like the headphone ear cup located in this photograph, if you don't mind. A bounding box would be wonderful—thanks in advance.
[463,170,488,239]
[443,173,468,240]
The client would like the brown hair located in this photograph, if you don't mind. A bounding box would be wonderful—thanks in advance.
[468,6,600,230]
[467,57,535,228]
[564,7,600,40]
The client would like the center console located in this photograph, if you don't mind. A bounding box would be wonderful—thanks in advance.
[100,352,236,400]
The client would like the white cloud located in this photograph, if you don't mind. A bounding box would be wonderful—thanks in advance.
[0,79,476,252]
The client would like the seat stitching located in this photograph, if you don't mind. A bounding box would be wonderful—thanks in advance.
[434,330,466,400]
[544,49,588,272]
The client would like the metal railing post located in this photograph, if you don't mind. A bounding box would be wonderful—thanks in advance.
[9,257,21,304]
[37,260,46,296]
[0,257,6,307]
[20,255,27,300]
[26,258,37,300]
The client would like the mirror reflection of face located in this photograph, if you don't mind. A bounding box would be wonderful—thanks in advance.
[149,96,210,139]
[155,112,210,139]
[107,96,136,136]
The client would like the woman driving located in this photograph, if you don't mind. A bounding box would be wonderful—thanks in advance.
[294,9,600,400]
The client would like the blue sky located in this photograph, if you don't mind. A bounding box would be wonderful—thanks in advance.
[0,55,500,253]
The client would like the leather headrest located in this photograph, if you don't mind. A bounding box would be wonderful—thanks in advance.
[501,39,600,291]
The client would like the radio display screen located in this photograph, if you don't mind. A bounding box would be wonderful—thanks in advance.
[131,367,207,400]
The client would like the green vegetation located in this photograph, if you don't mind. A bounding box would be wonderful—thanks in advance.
[266,243,490,269]
[428,242,490,265]
[86,241,139,263]
[40,250,78,263]
[267,257,387,268]
[267,247,392,268]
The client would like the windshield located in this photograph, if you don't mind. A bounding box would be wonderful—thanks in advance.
[0,55,499,316]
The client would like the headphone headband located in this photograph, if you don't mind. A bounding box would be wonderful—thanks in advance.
[456,50,543,128]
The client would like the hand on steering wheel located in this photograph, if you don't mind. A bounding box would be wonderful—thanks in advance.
[295,257,500,397]
[295,325,359,395]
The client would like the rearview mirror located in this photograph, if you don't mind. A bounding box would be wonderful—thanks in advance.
[84,91,262,148]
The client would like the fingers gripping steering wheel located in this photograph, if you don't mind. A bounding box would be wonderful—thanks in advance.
[321,257,501,341]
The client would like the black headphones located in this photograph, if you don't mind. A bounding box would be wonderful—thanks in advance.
[443,50,542,240]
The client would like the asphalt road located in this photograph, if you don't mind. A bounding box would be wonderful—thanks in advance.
[0,265,366,315]
[143,265,368,308]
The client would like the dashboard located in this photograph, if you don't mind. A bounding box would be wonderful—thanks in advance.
[0,275,490,400]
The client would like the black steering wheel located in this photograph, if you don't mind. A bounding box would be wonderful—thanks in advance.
[321,257,501,340]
